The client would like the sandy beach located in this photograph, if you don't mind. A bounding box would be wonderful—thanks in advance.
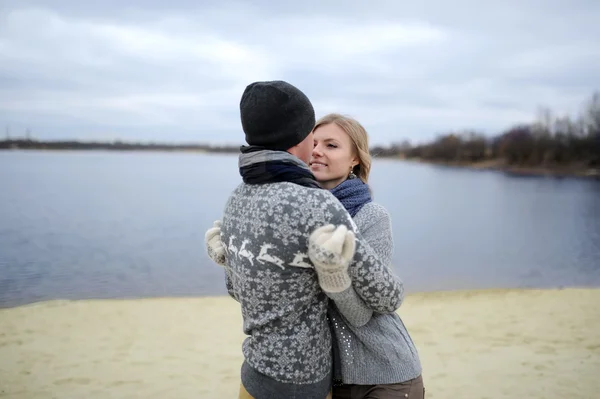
[1,288,599,398]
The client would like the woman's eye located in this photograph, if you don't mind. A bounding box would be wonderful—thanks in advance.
[327,144,337,148]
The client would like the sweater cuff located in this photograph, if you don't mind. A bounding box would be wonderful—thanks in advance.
[317,269,352,293]
[327,287,373,327]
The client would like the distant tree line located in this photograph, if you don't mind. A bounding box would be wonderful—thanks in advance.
[0,139,241,153]
[371,91,600,170]
[3,91,599,173]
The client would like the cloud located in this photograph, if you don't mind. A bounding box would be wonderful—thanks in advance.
[1,0,599,144]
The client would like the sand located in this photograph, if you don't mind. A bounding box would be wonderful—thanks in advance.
[1,288,599,399]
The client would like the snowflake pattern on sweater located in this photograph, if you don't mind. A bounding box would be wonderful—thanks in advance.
[220,181,404,384]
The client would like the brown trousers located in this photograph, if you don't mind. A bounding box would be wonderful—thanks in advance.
[238,383,333,399]
[332,375,425,399]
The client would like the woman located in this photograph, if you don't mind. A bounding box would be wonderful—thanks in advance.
[310,113,424,399]
[205,113,423,399]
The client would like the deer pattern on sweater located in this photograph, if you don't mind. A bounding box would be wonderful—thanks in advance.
[219,181,404,385]
[227,239,310,270]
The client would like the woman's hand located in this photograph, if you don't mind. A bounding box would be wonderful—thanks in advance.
[205,220,227,267]
[308,224,356,293]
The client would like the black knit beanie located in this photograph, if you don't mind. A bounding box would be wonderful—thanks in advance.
[240,80,316,150]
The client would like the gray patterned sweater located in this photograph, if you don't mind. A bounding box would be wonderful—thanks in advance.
[328,202,423,385]
[219,153,405,399]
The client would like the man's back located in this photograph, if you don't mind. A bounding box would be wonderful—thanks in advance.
[220,181,344,386]
[210,79,404,398]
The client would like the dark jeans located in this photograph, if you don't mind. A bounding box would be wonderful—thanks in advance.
[332,375,425,399]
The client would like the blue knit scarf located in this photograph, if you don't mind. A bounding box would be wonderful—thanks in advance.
[329,178,372,217]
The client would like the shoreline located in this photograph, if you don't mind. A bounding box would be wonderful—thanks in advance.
[398,157,600,179]
[0,284,594,310]
[0,147,210,154]
[2,287,599,398]
[4,146,599,179]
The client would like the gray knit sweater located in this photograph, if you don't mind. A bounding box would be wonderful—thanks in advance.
[328,202,422,385]
[220,150,405,399]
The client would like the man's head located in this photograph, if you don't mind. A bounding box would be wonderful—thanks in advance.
[239,80,315,165]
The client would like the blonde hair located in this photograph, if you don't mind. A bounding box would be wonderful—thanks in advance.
[313,113,372,183]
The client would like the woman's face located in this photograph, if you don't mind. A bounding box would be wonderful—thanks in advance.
[310,123,358,189]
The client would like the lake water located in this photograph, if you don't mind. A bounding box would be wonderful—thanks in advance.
[1,151,599,308]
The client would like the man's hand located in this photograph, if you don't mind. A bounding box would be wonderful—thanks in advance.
[205,220,227,267]
[308,224,356,293]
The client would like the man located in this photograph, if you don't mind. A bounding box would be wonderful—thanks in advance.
[205,80,405,399]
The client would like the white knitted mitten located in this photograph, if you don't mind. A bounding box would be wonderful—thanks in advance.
[308,224,356,293]
[205,220,226,267]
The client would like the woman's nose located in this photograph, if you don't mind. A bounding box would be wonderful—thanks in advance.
[312,144,323,156]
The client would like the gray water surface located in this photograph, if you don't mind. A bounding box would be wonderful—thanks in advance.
[1,151,599,308]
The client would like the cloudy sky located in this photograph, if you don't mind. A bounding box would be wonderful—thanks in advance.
[1,0,599,145]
